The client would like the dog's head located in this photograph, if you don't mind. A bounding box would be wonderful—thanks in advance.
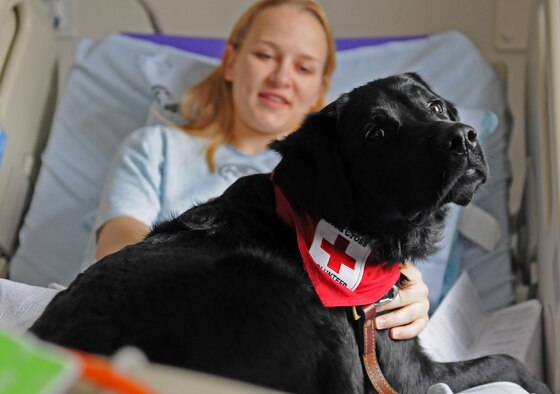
[271,73,488,262]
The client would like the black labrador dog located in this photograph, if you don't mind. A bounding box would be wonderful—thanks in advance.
[30,73,550,394]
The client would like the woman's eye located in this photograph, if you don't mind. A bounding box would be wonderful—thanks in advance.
[255,52,273,60]
[429,102,444,114]
[297,64,316,75]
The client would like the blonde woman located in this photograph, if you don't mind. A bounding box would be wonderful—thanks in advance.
[95,0,336,261]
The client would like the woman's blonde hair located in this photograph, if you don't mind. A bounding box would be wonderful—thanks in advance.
[180,0,336,170]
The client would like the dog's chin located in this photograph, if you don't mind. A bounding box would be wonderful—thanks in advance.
[405,209,434,226]
[441,168,487,206]
[404,168,486,225]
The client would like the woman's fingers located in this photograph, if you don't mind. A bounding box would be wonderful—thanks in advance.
[375,299,430,339]
[374,263,430,340]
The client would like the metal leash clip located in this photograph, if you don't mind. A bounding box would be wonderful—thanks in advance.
[374,285,399,308]
[352,285,399,320]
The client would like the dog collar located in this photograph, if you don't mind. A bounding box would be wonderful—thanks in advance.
[273,184,401,307]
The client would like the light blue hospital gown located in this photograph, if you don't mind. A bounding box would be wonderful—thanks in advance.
[81,125,281,269]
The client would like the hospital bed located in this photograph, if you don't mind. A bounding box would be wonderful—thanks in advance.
[0,0,57,269]
[0,0,558,391]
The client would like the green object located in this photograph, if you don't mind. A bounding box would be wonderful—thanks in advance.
[0,329,79,394]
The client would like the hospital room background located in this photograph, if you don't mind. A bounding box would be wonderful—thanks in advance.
[0,0,559,392]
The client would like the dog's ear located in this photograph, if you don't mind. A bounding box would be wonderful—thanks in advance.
[270,94,354,227]
[317,93,348,121]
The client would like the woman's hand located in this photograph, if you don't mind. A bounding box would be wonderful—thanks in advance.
[374,262,430,340]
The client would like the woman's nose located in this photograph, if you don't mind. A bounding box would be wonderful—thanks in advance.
[268,61,292,87]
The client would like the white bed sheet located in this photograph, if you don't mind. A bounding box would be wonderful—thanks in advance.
[9,31,513,312]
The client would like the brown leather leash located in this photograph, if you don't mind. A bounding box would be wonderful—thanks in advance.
[353,304,399,394]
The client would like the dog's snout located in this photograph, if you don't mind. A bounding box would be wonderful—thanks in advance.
[440,124,478,154]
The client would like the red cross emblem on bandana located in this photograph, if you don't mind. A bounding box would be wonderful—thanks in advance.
[273,183,401,307]
[309,220,369,291]
[321,237,356,273]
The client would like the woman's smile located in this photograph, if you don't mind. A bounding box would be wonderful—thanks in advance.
[259,91,290,107]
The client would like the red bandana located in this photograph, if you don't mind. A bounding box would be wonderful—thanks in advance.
[274,184,401,307]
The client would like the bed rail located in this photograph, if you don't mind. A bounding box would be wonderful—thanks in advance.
[525,0,560,389]
[0,0,57,259]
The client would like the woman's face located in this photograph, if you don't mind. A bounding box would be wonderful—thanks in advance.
[224,5,328,153]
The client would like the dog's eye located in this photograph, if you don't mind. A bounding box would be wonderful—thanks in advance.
[429,102,444,114]
[365,128,385,142]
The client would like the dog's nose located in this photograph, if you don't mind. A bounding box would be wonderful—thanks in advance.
[440,124,478,154]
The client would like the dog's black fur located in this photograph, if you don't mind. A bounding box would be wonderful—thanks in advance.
[31,73,550,394]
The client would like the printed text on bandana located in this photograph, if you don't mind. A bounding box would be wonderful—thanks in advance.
[309,220,369,291]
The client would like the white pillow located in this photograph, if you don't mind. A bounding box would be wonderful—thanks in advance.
[138,51,219,126]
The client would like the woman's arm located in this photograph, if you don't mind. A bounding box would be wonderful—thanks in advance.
[374,262,430,340]
[96,216,150,261]
[93,128,166,262]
